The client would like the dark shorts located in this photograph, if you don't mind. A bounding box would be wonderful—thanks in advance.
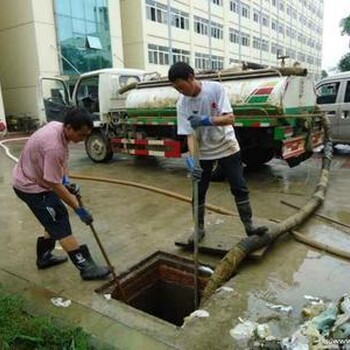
[13,188,72,240]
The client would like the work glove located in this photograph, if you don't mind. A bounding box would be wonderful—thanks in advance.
[75,207,93,225]
[62,175,80,196]
[185,156,203,181]
[188,115,213,129]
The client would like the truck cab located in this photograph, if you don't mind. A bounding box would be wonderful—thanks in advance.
[40,68,152,161]
[316,72,350,144]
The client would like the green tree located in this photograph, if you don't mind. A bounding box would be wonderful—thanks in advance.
[321,70,328,78]
[338,53,350,72]
[340,15,350,35]
[338,15,350,72]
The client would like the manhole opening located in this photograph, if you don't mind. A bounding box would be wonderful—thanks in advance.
[96,251,209,326]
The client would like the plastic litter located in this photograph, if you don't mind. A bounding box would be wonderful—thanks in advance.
[216,286,234,293]
[229,320,257,347]
[103,293,112,301]
[266,302,293,314]
[312,303,337,334]
[340,294,350,314]
[199,265,214,276]
[188,309,210,319]
[304,294,322,303]
[50,297,71,308]
[256,323,272,339]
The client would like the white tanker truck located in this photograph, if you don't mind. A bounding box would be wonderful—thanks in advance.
[40,66,323,169]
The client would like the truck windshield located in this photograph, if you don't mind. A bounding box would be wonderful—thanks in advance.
[76,76,99,113]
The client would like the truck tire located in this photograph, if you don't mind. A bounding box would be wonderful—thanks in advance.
[85,131,113,163]
[242,148,274,169]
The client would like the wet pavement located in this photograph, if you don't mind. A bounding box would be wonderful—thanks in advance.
[1,136,350,349]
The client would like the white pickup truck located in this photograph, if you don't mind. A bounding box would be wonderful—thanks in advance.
[316,71,350,144]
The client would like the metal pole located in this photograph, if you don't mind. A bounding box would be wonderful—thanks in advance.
[77,195,128,303]
[191,109,201,310]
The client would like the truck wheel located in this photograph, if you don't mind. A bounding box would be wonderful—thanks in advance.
[85,131,113,163]
[242,148,274,169]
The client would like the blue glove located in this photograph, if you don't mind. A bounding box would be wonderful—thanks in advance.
[188,115,213,129]
[62,175,70,185]
[75,207,93,225]
[185,156,203,181]
[62,175,80,196]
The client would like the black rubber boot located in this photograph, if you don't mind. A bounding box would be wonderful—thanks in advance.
[236,200,268,236]
[188,204,206,245]
[36,237,68,269]
[68,245,110,281]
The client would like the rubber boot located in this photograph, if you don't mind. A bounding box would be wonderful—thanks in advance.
[36,236,68,269]
[68,245,110,281]
[236,200,268,236]
[188,204,206,245]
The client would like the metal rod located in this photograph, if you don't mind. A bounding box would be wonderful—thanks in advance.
[192,124,201,310]
[280,199,350,231]
[77,195,128,303]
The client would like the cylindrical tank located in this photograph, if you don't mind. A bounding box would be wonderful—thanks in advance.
[125,73,317,116]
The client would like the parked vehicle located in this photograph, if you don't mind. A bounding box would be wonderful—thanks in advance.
[40,67,323,168]
[316,71,350,144]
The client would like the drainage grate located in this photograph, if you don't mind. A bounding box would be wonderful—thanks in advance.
[96,251,210,326]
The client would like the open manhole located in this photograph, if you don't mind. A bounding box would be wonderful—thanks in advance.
[96,251,210,326]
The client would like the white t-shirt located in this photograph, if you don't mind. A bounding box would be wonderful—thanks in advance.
[177,81,240,160]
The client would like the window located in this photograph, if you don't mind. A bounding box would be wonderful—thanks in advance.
[241,32,250,46]
[195,52,210,70]
[253,36,261,49]
[54,0,112,75]
[345,82,350,103]
[230,0,239,13]
[229,28,240,43]
[262,14,269,27]
[148,44,169,65]
[172,48,190,63]
[316,82,340,104]
[253,10,260,23]
[194,16,209,35]
[297,52,305,62]
[76,76,100,113]
[211,21,223,39]
[211,55,224,70]
[146,0,168,24]
[271,19,277,31]
[212,0,223,5]
[241,3,250,18]
[171,8,189,30]
[261,39,269,52]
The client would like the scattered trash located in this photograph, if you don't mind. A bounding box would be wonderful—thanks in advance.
[229,320,257,347]
[216,286,234,293]
[182,309,210,327]
[304,294,322,303]
[199,265,214,276]
[188,309,210,319]
[266,302,293,314]
[103,293,112,301]
[230,293,350,348]
[50,297,71,308]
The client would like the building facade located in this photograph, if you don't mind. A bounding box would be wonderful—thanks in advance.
[121,0,323,76]
[0,0,323,123]
[0,0,123,121]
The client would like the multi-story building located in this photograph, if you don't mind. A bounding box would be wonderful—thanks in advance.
[121,0,323,75]
[0,0,323,124]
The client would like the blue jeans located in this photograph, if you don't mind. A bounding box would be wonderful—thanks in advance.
[197,152,249,207]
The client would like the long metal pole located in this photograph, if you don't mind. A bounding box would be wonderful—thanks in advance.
[192,110,201,310]
[77,195,128,302]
